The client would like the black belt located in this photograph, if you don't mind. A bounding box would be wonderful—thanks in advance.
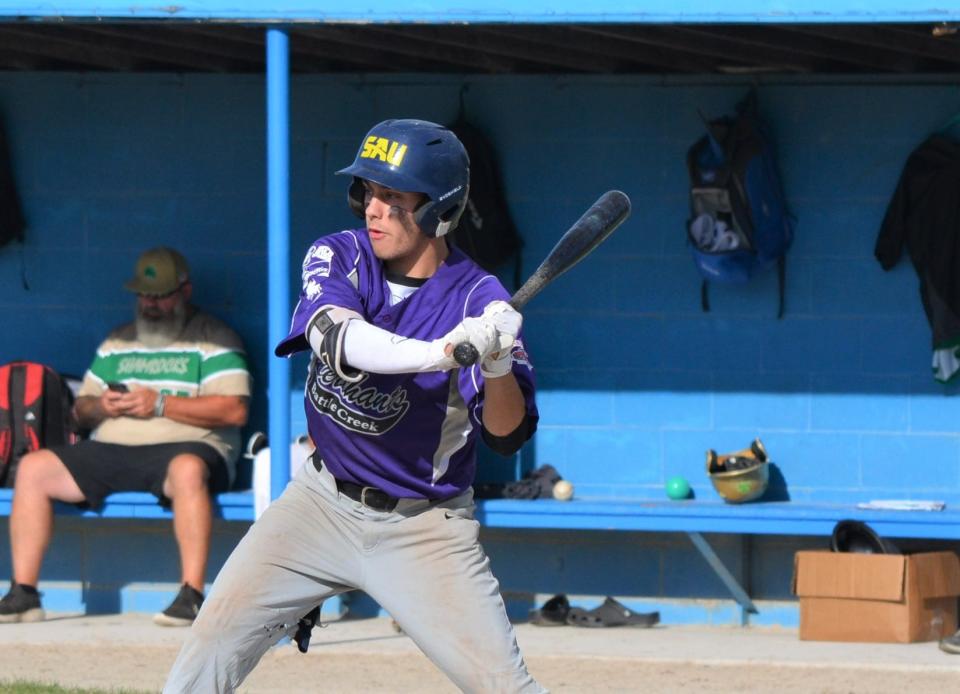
[312,454,399,512]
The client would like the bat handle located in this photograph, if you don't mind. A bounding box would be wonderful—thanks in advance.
[453,341,480,367]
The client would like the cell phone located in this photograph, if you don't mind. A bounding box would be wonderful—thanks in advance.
[107,382,129,392]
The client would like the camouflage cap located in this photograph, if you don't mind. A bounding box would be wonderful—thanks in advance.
[124,247,190,296]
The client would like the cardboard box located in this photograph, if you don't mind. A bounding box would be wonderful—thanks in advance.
[792,550,960,643]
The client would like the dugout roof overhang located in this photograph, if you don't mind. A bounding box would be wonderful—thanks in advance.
[0,1,958,73]
[0,22,959,74]
[2,0,959,494]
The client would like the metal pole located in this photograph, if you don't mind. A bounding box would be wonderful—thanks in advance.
[266,28,291,501]
[687,531,758,615]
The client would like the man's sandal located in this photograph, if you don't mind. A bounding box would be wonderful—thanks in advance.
[566,597,659,628]
[528,594,570,626]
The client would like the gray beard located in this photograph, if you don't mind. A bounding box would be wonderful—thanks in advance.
[136,304,188,348]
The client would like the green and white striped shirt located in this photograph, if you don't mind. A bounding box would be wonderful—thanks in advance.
[79,309,251,477]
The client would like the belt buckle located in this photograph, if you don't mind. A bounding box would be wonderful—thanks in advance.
[360,486,378,509]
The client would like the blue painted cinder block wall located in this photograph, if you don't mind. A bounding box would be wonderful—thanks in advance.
[1,72,959,621]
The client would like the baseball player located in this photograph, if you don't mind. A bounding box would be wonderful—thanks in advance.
[163,119,543,693]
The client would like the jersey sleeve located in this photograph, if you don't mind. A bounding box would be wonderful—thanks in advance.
[461,335,539,443]
[504,337,539,434]
[276,231,367,357]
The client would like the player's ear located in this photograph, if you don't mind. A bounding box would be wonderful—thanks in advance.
[180,280,193,302]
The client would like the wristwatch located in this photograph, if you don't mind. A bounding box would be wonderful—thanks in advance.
[154,393,167,418]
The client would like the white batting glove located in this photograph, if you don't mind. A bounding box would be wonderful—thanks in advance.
[481,348,515,379]
[481,300,523,351]
[459,316,500,360]
[480,301,522,379]
[430,316,500,371]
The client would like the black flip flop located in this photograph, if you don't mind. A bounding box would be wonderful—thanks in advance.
[566,597,659,628]
[528,594,570,626]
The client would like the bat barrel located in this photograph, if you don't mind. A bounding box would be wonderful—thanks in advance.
[454,190,632,367]
[514,190,630,309]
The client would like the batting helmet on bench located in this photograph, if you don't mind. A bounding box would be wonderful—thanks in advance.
[706,437,770,504]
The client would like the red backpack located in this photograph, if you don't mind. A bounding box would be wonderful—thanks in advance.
[0,361,78,487]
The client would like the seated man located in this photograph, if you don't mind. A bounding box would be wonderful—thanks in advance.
[0,247,251,626]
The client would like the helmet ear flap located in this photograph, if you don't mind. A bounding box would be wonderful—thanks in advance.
[414,182,470,238]
[346,178,366,220]
[706,449,720,474]
[442,181,470,233]
[433,185,470,238]
[413,200,436,237]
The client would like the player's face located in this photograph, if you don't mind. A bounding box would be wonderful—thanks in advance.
[362,181,429,270]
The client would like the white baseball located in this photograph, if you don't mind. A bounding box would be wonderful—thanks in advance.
[552,480,574,501]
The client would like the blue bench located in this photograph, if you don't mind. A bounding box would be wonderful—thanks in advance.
[0,488,257,522]
[7,489,960,540]
[3,488,956,538]
[2,489,957,616]
[476,497,960,539]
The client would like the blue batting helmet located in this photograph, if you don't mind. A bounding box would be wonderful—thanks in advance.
[336,119,470,238]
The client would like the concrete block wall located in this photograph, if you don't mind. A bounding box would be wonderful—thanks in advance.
[488,79,960,505]
[1,71,960,622]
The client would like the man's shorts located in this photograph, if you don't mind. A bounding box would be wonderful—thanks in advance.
[47,440,229,511]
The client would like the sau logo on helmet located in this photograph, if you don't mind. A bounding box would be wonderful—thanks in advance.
[360,136,408,168]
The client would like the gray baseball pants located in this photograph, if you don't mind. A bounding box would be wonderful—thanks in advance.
[163,459,544,694]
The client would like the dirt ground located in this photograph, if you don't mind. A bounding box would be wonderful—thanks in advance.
[2,615,959,693]
[1,642,959,693]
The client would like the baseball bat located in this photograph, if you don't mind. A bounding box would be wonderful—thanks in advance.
[453,189,632,367]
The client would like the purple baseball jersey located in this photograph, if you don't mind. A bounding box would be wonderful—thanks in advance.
[276,229,538,499]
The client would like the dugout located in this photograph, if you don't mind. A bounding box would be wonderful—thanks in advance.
[1,1,960,624]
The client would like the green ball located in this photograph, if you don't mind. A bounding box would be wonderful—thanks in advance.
[666,476,691,500]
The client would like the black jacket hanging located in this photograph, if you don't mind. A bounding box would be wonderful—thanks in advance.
[447,117,523,289]
[875,134,960,381]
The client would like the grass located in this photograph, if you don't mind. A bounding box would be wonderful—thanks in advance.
[0,683,147,694]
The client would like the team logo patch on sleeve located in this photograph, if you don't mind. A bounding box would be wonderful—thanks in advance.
[302,245,335,299]
[311,245,334,264]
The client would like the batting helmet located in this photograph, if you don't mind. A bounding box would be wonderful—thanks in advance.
[336,119,470,238]
[706,438,770,504]
[830,520,900,554]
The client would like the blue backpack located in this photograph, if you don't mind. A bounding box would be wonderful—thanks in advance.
[686,91,794,317]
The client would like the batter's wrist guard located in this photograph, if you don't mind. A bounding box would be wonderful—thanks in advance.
[308,306,364,383]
